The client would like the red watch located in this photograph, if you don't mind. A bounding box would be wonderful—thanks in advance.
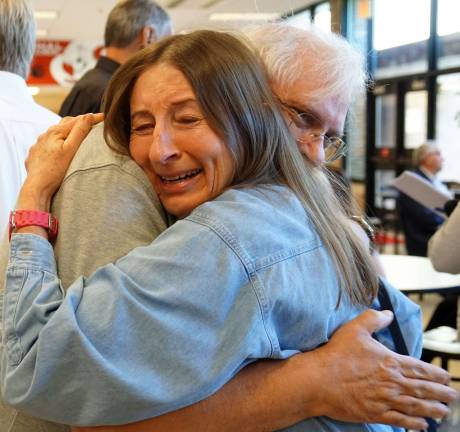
[9,210,59,242]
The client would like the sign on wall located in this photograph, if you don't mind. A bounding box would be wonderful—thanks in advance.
[27,40,102,87]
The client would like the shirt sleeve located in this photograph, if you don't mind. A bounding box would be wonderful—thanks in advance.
[371,279,423,359]
[428,203,460,274]
[1,225,272,426]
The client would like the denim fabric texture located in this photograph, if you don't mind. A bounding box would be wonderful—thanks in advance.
[1,185,421,430]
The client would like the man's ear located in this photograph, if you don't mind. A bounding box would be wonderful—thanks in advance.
[141,26,156,48]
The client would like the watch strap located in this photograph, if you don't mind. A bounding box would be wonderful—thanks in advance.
[9,210,58,242]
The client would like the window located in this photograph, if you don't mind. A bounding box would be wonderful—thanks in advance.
[375,94,397,148]
[436,73,460,182]
[285,9,312,30]
[374,170,397,209]
[284,2,331,32]
[373,0,431,78]
[313,2,331,32]
[404,89,428,149]
[437,0,460,69]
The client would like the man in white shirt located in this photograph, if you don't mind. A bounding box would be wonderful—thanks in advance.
[0,3,62,431]
[0,0,60,236]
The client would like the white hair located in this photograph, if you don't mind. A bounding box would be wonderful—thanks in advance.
[0,0,36,78]
[245,23,368,106]
[413,140,439,166]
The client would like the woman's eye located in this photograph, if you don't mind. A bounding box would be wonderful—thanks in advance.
[175,116,202,125]
[132,124,154,134]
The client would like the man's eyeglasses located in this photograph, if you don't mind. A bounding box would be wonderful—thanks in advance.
[281,103,347,163]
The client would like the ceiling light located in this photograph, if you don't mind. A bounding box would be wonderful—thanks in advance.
[35,10,58,20]
[209,13,280,21]
[36,29,48,37]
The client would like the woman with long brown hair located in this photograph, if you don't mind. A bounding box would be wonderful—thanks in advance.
[2,30,422,431]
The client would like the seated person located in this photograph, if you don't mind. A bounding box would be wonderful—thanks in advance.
[398,141,451,256]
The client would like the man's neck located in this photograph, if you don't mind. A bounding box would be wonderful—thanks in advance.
[104,46,136,65]
[419,165,437,180]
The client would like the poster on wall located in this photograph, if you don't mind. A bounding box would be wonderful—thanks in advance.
[27,40,102,87]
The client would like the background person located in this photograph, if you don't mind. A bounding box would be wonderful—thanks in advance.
[0,0,60,237]
[2,30,427,431]
[398,141,451,256]
[59,0,171,117]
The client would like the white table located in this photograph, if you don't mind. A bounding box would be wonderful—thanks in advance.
[380,254,460,294]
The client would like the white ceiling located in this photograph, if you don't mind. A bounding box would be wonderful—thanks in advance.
[31,0,315,42]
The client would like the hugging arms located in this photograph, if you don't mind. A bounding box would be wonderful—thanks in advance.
[2,27,458,427]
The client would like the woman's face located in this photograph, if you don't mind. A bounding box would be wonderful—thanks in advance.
[129,63,235,218]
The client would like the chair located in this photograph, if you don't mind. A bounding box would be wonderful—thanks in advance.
[422,326,460,381]
[373,190,404,254]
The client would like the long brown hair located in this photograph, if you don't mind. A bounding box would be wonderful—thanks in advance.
[103,30,378,306]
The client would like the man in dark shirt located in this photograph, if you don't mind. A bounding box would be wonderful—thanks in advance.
[59,0,171,117]
[398,141,451,256]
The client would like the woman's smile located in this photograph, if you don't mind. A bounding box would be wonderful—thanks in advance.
[155,168,203,193]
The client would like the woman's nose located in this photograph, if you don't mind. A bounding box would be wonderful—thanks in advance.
[149,127,180,164]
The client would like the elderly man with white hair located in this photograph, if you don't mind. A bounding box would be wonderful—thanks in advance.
[1,23,456,432]
[0,0,60,237]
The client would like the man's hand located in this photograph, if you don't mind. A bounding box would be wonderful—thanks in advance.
[311,309,458,430]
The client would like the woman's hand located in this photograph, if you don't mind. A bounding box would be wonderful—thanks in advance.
[17,113,104,212]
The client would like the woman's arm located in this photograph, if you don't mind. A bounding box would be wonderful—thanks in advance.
[73,310,456,432]
[428,203,460,274]
[5,215,455,430]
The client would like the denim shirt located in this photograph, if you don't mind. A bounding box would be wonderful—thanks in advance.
[0,184,421,429]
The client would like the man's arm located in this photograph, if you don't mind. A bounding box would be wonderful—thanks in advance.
[428,203,460,273]
[74,310,458,432]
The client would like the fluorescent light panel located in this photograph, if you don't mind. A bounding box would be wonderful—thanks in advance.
[35,10,58,20]
[209,13,279,21]
[36,29,48,37]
